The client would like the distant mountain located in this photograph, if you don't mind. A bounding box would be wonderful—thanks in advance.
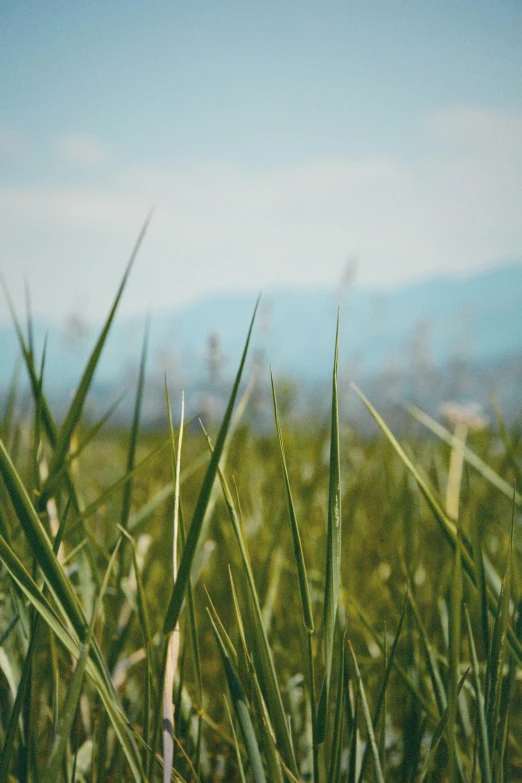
[1,262,522,426]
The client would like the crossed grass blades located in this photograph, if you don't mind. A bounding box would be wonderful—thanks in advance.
[0,226,521,781]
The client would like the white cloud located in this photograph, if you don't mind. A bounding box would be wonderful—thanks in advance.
[1,106,521,322]
[427,106,522,157]
[58,133,108,166]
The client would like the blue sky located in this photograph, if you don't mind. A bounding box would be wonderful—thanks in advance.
[1,1,521,321]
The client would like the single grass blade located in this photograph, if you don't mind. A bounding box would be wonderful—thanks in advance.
[357,597,406,783]
[447,526,463,781]
[471,512,491,661]
[207,610,267,783]
[163,390,184,783]
[306,632,318,783]
[406,586,447,716]
[120,527,154,771]
[1,274,60,450]
[127,452,207,536]
[492,393,522,486]
[348,641,385,783]
[178,500,203,769]
[43,212,152,493]
[147,638,169,782]
[1,357,20,445]
[205,586,238,666]
[163,297,259,635]
[120,317,149,532]
[271,369,314,632]
[0,614,19,646]
[24,277,35,359]
[445,421,468,520]
[30,336,47,498]
[486,502,514,774]
[465,606,492,783]
[328,629,347,783]
[418,667,470,783]
[379,628,387,774]
[317,312,342,745]
[347,694,359,783]
[224,695,248,783]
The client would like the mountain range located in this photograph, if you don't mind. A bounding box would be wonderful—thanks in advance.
[1,261,521,428]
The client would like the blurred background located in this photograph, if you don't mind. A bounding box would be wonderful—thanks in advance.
[1,1,521,428]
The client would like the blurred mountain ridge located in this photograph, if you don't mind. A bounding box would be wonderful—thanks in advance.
[1,261,521,427]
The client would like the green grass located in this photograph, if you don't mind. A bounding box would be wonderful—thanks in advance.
[0,252,521,782]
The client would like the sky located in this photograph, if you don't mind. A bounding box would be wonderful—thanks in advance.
[1,0,522,322]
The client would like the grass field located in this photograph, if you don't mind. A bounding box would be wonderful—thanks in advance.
[0,243,521,782]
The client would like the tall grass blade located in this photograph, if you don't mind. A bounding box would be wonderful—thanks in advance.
[348,641,385,783]
[471,512,491,660]
[224,695,248,783]
[405,583,447,716]
[492,393,522,486]
[163,297,259,634]
[317,312,341,745]
[486,503,514,775]
[148,638,169,782]
[270,370,314,632]
[418,668,470,783]
[43,212,152,493]
[357,598,406,783]
[127,452,207,536]
[207,610,267,783]
[0,614,19,646]
[328,630,346,783]
[1,275,59,450]
[347,694,359,783]
[24,277,35,359]
[120,317,149,532]
[1,358,20,445]
[178,501,203,769]
[465,606,492,783]
[447,526,463,781]
[120,527,154,771]
[163,391,184,783]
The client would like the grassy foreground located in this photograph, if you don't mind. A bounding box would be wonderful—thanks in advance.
[0,244,521,782]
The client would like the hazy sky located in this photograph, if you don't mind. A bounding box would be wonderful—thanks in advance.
[1,1,521,322]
